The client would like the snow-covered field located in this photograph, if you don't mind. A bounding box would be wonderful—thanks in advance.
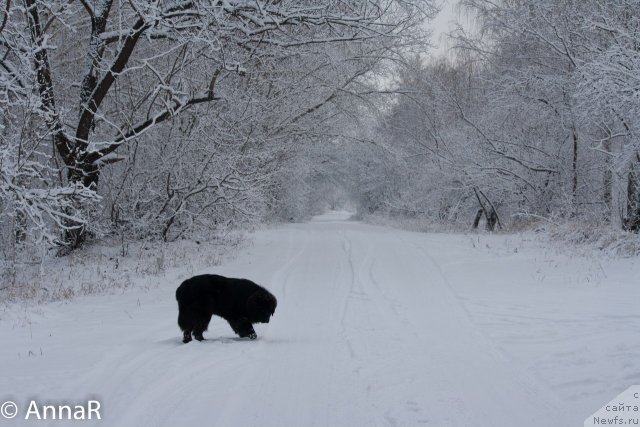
[1,211,638,426]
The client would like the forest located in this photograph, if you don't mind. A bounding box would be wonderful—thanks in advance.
[1,0,639,262]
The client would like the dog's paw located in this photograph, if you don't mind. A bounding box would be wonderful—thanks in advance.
[248,332,257,340]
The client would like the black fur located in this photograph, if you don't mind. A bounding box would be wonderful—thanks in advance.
[176,274,277,343]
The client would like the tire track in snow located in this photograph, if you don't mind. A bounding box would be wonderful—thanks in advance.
[212,223,357,427]
[57,306,253,426]
[22,228,313,427]
[338,229,357,333]
[0,214,584,427]
[387,232,574,426]
[267,227,311,299]
[339,229,442,426]
[323,225,574,426]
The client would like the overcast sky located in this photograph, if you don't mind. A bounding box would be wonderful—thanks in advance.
[426,0,474,60]
[428,0,464,59]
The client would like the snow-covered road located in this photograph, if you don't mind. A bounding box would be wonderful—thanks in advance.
[1,212,638,426]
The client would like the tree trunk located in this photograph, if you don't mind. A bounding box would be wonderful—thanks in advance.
[472,187,501,231]
[486,210,498,231]
[603,138,612,220]
[63,161,100,248]
[571,125,578,216]
[472,209,483,229]
[624,157,640,232]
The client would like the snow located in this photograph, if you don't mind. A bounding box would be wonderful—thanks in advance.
[1,211,639,426]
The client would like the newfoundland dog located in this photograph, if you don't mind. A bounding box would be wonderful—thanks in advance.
[176,274,277,343]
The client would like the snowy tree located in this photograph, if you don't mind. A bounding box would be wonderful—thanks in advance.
[574,0,640,230]
[361,0,640,233]
[0,0,435,249]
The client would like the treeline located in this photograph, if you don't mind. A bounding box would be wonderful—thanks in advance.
[0,0,433,257]
[357,0,640,232]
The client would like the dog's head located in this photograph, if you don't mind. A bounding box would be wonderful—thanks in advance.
[247,289,277,323]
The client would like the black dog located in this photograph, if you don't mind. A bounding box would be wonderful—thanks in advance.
[176,274,277,343]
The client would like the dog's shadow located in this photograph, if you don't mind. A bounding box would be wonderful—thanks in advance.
[203,336,254,344]
[157,336,289,346]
